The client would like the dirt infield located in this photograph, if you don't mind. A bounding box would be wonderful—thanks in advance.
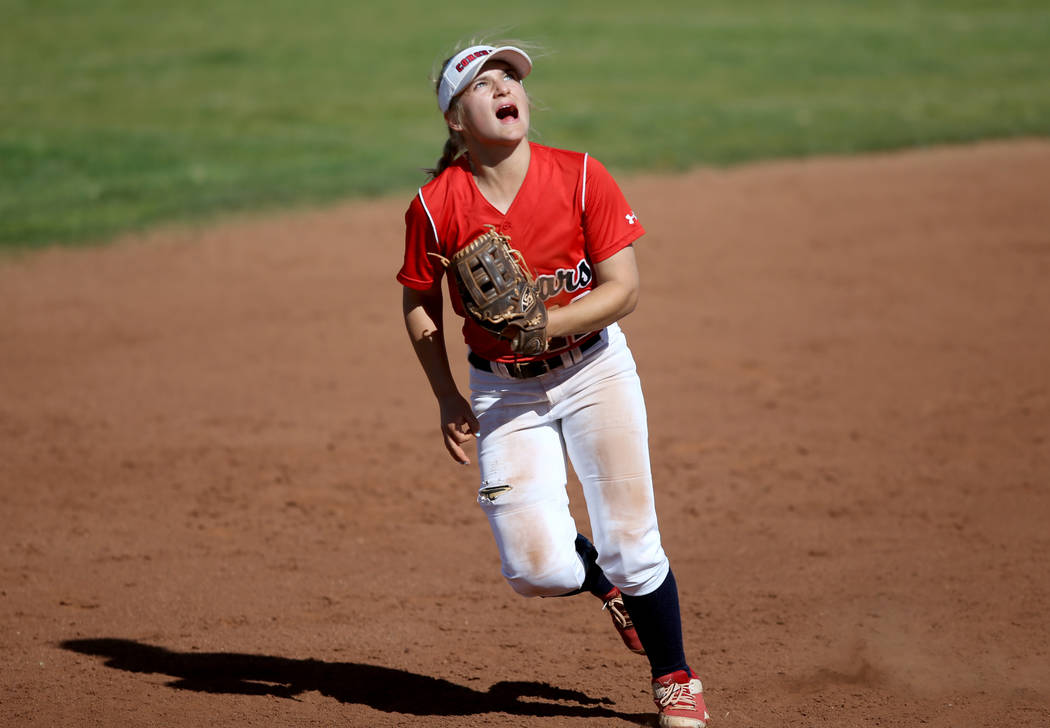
[2,140,1049,727]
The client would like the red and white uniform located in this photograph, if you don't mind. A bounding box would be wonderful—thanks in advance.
[398,142,645,362]
[399,143,669,600]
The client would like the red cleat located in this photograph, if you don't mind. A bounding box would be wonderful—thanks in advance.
[651,669,710,728]
[601,587,646,655]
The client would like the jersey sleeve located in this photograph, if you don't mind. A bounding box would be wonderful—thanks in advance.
[397,194,442,290]
[581,156,645,263]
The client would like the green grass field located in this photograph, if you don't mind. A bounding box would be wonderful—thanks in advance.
[3,0,1049,248]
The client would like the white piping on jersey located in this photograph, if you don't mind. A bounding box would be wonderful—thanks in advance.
[419,151,591,240]
[417,188,440,247]
[581,153,589,213]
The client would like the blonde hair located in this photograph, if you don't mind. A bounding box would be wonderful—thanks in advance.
[423,36,542,179]
[423,64,467,179]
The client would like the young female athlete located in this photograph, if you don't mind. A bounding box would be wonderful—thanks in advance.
[397,42,710,728]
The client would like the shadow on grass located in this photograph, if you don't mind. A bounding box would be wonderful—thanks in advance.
[61,638,651,724]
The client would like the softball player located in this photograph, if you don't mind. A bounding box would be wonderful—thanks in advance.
[398,42,709,728]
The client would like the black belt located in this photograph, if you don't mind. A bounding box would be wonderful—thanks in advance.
[469,334,601,379]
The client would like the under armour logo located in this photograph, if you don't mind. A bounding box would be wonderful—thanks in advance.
[625,212,638,225]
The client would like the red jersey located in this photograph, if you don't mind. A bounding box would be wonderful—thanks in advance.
[398,143,645,362]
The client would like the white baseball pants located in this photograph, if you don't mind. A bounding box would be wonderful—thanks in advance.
[469,323,670,598]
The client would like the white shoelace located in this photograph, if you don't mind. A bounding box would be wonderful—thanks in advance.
[655,680,698,711]
[602,596,632,629]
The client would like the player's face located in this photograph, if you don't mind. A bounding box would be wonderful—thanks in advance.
[449,61,530,146]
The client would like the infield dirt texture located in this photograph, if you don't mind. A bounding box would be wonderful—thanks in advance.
[2,140,1049,726]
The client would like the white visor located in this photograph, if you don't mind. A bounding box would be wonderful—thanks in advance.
[437,45,532,113]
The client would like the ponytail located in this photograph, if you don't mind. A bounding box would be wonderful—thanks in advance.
[424,129,466,179]
[423,50,472,180]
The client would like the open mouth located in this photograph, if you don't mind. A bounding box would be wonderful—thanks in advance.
[495,104,519,121]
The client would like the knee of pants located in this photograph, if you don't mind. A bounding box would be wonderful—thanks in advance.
[604,552,670,597]
[481,490,583,598]
[503,570,582,598]
[500,547,584,598]
[596,529,670,597]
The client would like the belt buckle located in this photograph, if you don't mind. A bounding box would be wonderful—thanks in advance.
[491,332,600,379]
[509,345,577,379]
[523,359,547,378]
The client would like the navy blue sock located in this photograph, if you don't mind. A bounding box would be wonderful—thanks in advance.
[575,533,616,598]
[553,533,615,598]
[620,568,689,678]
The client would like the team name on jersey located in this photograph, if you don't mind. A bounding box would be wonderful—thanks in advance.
[534,258,593,301]
[455,50,491,72]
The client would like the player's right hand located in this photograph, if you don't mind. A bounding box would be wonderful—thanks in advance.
[439,393,480,465]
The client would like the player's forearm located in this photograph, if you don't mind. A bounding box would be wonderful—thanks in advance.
[545,246,640,339]
[545,280,638,338]
[403,288,461,399]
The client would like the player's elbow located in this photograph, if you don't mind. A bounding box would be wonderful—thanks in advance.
[618,282,639,319]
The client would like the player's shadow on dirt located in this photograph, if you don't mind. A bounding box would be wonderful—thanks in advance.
[61,638,651,723]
